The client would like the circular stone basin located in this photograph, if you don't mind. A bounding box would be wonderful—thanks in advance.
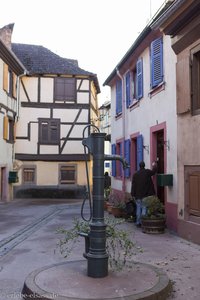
[22,260,171,300]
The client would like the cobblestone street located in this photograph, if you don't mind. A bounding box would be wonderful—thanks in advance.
[0,198,200,299]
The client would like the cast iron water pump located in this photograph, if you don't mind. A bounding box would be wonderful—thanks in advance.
[82,131,129,278]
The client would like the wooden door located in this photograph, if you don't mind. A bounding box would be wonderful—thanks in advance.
[188,172,200,217]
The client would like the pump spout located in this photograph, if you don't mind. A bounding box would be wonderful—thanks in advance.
[104,154,129,170]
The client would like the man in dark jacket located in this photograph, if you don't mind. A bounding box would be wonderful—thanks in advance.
[131,161,157,226]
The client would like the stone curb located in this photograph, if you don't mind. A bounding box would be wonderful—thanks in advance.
[22,260,171,300]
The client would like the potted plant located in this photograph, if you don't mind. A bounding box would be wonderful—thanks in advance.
[141,195,166,234]
[57,217,141,272]
[108,191,126,218]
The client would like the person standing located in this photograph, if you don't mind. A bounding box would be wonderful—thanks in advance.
[131,161,157,227]
[104,171,111,201]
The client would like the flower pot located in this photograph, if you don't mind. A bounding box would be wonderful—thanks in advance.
[111,207,124,218]
[104,201,108,210]
[106,203,113,214]
[141,218,166,234]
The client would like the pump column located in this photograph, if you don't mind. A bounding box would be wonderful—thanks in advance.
[87,132,108,278]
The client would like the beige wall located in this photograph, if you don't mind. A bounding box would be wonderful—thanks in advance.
[16,161,89,186]
[176,38,200,219]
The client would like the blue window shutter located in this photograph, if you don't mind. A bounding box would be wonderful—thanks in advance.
[111,144,116,177]
[136,58,143,100]
[125,72,131,108]
[124,139,130,177]
[136,135,143,170]
[119,142,123,176]
[116,79,122,115]
[151,38,163,88]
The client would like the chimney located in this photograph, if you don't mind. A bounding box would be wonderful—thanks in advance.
[0,23,14,49]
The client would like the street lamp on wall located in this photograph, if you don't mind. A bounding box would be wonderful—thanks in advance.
[143,145,149,154]
[163,140,170,150]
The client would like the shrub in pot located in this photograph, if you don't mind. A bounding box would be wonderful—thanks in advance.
[141,195,166,234]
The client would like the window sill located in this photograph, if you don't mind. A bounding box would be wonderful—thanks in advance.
[188,215,200,224]
[115,112,122,120]
[149,82,165,98]
[192,108,200,116]
[129,100,140,111]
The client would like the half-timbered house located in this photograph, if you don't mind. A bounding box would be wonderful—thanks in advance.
[0,24,26,201]
[9,41,100,199]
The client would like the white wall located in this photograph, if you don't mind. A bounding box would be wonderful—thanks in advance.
[110,35,178,203]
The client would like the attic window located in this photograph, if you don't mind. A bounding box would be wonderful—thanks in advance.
[54,77,76,101]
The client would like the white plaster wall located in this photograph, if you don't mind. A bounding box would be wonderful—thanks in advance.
[20,77,38,102]
[0,115,13,167]
[0,60,17,166]
[77,92,89,103]
[77,79,89,90]
[61,141,84,154]
[77,79,90,104]
[111,35,177,203]
[40,145,59,154]
[40,78,54,102]
[53,109,88,122]
[0,60,3,90]
[17,107,50,136]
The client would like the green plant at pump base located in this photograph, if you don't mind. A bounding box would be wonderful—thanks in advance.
[57,217,142,272]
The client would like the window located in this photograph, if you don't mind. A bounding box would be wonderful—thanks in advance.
[116,79,122,115]
[111,144,116,177]
[116,141,123,178]
[39,119,60,145]
[136,135,143,170]
[126,59,143,108]
[150,37,163,88]
[3,64,17,98]
[3,63,8,92]
[59,165,76,184]
[54,77,76,101]
[132,69,137,100]
[136,58,143,99]
[3,116,15,143]
[105,162,110,168]
[124,139,130,177]
[126,72,131,108]
[22,166,36,184]
[8,69,13,97]
[130,134,143,175]
[191,47,200,115]
[8,118,15,143]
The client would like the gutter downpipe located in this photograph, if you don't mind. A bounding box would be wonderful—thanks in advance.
[16,71,26,121]
[116,68,126,194]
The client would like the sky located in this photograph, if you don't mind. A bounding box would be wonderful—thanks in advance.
[0,0,165,105]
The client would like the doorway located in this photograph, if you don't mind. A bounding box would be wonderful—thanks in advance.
[150,122,167,205]
[156,130,165,204]
[0,167,6,202]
